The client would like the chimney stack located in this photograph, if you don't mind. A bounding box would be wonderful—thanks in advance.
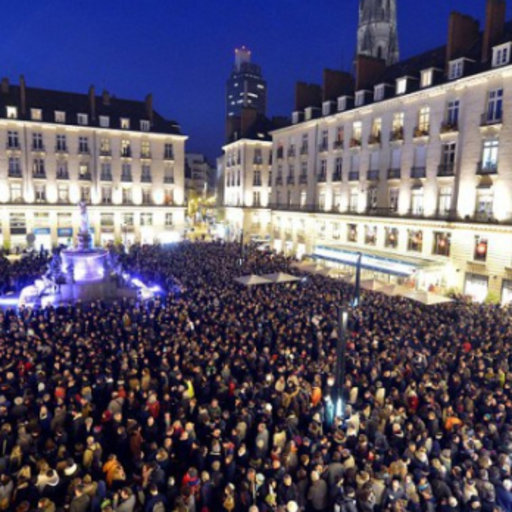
[102,89,110,106]
[322,69,354,102]
[19,75,26,116]
[240,107,258,137]
[0,77,8,94]
[482,0,506,62]
[446,11,480,65]
[294,82,322,111]
[145,93,154,125]
[354,54,386,91]
[88,85,96,121]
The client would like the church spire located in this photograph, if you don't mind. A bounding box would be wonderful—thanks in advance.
[357,0,400,65]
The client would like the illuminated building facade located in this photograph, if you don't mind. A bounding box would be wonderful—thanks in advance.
[0,77,186,249]
[224,0,512,303]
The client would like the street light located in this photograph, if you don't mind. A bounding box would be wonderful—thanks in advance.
[335,307,349,419]
[352,252,362,307]
[238,229,244,266]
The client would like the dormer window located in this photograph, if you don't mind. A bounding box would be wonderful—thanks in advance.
[140,120,150,132]
[6,106,17,119]
[448,59,465,80]
[31,109,42,121]
[374,84,386,102]
[99,115,109,128]
[77,113,88,125]
[396,77,407,95]
[492,42,511,68]
[120,118,130,129]
[355,90,366,107]
[55,111,66,123]
[322,101,333,116]
[337,96,350,112]
[420,69,433,88]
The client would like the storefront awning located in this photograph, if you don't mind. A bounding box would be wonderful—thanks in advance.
[313,244,446,277]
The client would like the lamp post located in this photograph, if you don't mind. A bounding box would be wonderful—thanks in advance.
[238,229,244,266]
[352,252,362,307]
[335,307,349,419]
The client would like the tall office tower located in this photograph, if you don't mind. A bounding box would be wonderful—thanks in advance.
[226,46,267,118]
[357,0,400,64]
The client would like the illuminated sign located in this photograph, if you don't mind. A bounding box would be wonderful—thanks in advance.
[313,245,418,276]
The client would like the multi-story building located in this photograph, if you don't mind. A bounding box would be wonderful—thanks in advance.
[226,47,267,119]
[0,77,187,249]
[226,0,512,304]
[185,153,215,200]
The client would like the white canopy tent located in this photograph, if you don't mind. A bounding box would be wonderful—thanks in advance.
[234,275,272,286]
[261,272,300,283]
[400,289,453,305]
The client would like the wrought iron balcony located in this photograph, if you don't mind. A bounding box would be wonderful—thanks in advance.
[299,174,308,184]
[286,176,295,185]
[390,127,404,142]
[164,176,174,184]
[333,140,344,150]
[348,171,360,181]
[332,172,342,182]
[8,169,22,178]
[410,166,426,178]
[477,161,498,175]
[437,163,455,177]
[141,175,153,183]
[317,173,327,183]
[387,168,401,179]
[440,121,458,133]
[367,169,380,181]
[100,174,113,181]
[480,113,503,126]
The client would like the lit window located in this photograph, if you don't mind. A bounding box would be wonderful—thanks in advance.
[433,232,451,257]
[120,118,130,129]
[77,113,88,125]
[481,139,499,173]
[474,236,488,262]
[417,106,430,135]
[6,106,17,119]
[448,59,464,80]
[55,111,66,123]
[492,43,511,67]
[396,77,407,95]
[407,229,423,252]
[31,109,42,121]
[420,69,433,88]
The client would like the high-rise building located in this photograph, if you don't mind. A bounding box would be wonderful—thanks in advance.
[357,0,399,64]
[0,77,187,249]
[226,47,267,119]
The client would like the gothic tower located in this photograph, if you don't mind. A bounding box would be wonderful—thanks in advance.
[357,0,400,65]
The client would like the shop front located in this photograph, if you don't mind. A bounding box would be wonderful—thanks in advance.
[464,273,489,303]
[57,227,73,247]
[502,279,512,306]
[34,228,52,251]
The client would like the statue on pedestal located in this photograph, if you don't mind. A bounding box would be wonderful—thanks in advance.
[77,202,92,250]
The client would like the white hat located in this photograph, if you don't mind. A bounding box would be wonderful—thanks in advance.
[286,501,299,512]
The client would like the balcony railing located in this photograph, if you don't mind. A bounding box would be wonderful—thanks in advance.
[332,172,342,182]
[317,174,327,183]
[348,171,359,181]
[390,127,404,141]
[56,172,70,180]
[368,133,381,145]
[277,149,284,159]
[140,152,152,159]
[367,169,380,181]
[440,121,458,133]
[32,145,45,152]
[410,166,426,178]
[253,180,262,187]
[480,113,503,126]
[8,169,22,178]
[318,142,329,152]
[164,176,174,184]
[473,210,495,222]
[121,149,132,158]
[349,137,362,148]
[253,157,263,165]
[55,145,68,153]
[33,171,46,179]
[121,175,133,182]
[413,127,429,138]
[477,161,498,175]
[387,168,401,179]
[100,174,113,181]
[100,149,112,156]
[437,163,455,177]
[286,176,295,185]
[333,140,344,150]
[299,174,308,184]
[300,145,308,156]
[79,173,92,181]
[287,147,296,157]
[276,176,283,185]
[164,152,175,160]
[141,175,152,183]
[6,142,20,150]
[78,147,90,155]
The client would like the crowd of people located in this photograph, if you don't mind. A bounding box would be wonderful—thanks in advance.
[0,241,511,512]
[0,252,49,295]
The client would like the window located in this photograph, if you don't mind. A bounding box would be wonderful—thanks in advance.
[486,88,503,123]
[320,130,328,151]
[32,132,44,150]
[391,112,404,140]
[433,232,451,257]
[396,77,407,95]
[8,157,21,177]
[365,225,377,245]
[389,188,399,212]
[417,106,430,135]
[121,163,132,181]
[79,163,90,180]
[253,170,262,186]
[6,106,17,119]
[318,192,326,210]
[56,161,68,179]
[474,236,488,262]
[142,189,152,204]
[7,130,19,148]
[347,224,358,243]
[140,120,150,132]
[334,158,342,180]
[300,190,307,207]
[100,162,112,181]
[100,213,114,227]
[438,186,452,215]
[165,213,173,227]
[120,118,130,129]
[164,143,174,159]
[253,191,261,207]
[55,111,66,123]
[390,147,401,172]
[164,165,174,183]
[370,118,381,142]
[351,121,362,145]
[141,164,152,182]
[10,213,26,234]
[121,139,131,157]
[34,184,46,203]
[31,109,42,121]
[141,140,151,158]
[411,188,424,215]
[332,222,341,240]
[413,145,427,171]
[349,188,358,212]
[80,186,91,202]
[355,90,366,106]
[164,188,174,205]
[475,188,494,219]
[140,213,153,226]
[77,113,88,125]
[492,43,511,67]
[407,230,423,252]
[56,134,67,151]
[9,183,22,203]
[300,134,308,154]
[350,153,360,172]
[33,158,45,177]
[122,188,132,204]
[99,115,109,128]
[78,136,89,153]
[420,69,433,88]
[100,137,111,155]
[440,142,457,174]
[367,187,377,209]
[374,84,385,101]
[58,184,69,203]
[334,126,344,148]
[122,213,134,227]
[481,139,499,173]
[446,100,460,128]
[385,227,398,248]
[448,59,464,80]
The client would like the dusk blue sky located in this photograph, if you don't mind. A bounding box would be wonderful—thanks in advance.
[1,1,511,162]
